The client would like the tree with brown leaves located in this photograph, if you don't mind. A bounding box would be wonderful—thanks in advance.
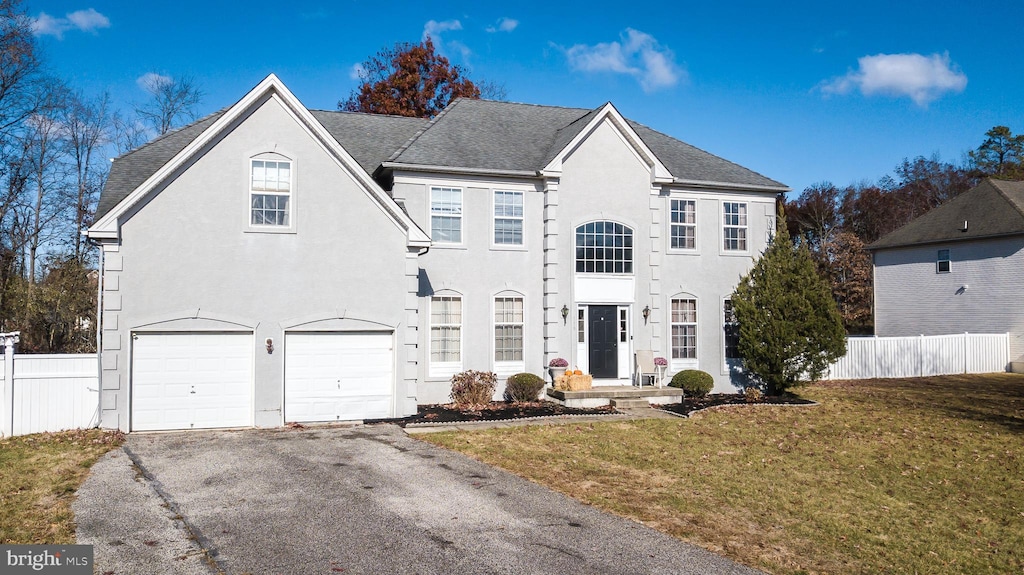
[340,37,481,118]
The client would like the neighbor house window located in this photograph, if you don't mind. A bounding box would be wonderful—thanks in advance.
[670,199,696,249]
[250,159,291,226]
[431,187,462,243]
[494,296,524,362]
[937,249,951,273]
[575,221,633,273]
[723,202,747,251]
[671,298,697,359]
[430,296,462,372]
[724,299,740,359]
[493,191,523,245]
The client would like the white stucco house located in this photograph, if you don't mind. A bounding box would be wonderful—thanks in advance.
[87,75,788,432]
[868,178,1024,370]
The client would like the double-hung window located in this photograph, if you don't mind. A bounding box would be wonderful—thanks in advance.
[670,199,696,250]
[671,298,697,360]
[723,202,747,251]
[937,249,951,273]
[430,296,462,375]
[494,296,524,364]
[250,159,291,226]
[493,191,523,246]
[431,187,462,243]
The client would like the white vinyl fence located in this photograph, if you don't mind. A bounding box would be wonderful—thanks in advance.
[827,333,1009,380]
[1,333,99,438]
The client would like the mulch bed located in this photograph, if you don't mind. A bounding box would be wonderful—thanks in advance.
[655,393,816,416]
[369,401,619,427]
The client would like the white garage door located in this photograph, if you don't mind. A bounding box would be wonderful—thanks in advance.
[132,332,253,431]
[285,332,394,422]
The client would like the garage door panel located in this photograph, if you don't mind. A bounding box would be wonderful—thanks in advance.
[285,332,394,423]
[132,332,253,431]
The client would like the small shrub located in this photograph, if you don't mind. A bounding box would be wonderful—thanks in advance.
[450,370,497,408]
[744,386,764,403]
[504,372,546,403]
[669,369,714,397]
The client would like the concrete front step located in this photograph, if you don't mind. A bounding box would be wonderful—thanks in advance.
[547,386,682,408]
[610,398,650,409]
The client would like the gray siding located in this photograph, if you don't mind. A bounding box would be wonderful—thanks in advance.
[99,97,417,430]
[874,236,1024,362]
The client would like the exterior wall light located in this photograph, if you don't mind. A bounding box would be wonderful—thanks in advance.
[642,305,651,324]
[561,304,570,324]
[265,338,274,354]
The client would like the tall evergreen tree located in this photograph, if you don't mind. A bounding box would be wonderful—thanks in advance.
[732,202,846,394]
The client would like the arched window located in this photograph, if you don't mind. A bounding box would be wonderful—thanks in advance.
[575,221,633,274]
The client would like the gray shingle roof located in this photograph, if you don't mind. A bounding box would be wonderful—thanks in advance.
[95,94,786,221]
[867,178,1024,250]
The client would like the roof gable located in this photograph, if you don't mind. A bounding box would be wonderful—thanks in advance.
[868,178,1024,250]
[90,74,429,246]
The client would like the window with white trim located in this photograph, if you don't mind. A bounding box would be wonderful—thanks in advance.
[493,191,523,245]
[430,296,462,373]
[575,221,633,273]
[724,299,740,360]
[430,187,462,243]
[494,296,524,363]
[670,199,696,250]
[250,159,291,226]
[937,249,951,273]
[671,298,697,360]
[723,202,747,251]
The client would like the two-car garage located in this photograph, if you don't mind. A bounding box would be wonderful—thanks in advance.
[130,331,394,431]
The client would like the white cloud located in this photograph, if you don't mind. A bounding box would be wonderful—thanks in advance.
[486,17,518,33]
[137,73,172,93]
[563,29,682,92]
[422,19,462,42]
[821,52,967,106]
[30,8,110,39]
[349,63,366,80]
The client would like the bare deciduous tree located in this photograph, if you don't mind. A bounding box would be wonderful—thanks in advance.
[135,74,202,135]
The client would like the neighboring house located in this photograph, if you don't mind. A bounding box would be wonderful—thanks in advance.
[868,178,1024,369]
[87,75,788,432]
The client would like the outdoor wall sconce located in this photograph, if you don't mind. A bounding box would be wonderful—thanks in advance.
[265,338,274,354]
[642,305,651,324]
[561,304,570,324]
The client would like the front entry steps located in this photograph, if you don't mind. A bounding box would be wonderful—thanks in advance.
[546,386,682,409]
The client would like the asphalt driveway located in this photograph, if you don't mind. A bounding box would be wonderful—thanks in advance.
[75,424,762,575]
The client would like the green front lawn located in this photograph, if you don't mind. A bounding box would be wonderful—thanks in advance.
[0,429,124,544]
[422,374,1024,574]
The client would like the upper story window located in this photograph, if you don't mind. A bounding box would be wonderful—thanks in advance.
[250,159,291,226]
[493,191,523,246]
[575,221,633,274]
[670,199,696,250]
[723,202,747,251]
[430,187,462,243]
[937,249,951,273]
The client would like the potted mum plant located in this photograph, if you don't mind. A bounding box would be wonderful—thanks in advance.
[654,357,668,386]
[548,357,569,383]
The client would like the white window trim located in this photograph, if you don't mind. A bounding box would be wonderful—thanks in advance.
[668,198,698,253]
[493,292,525,374]
[429,294,463,378]
[669,296,699,371]
[574,220,635,275]
[492,190,525,250]
[937,249,951,274]
[247,155,295,233]
[429,186,464,246]
[721,201,749,255]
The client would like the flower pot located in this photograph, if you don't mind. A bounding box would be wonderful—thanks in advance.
[549,366,567,384]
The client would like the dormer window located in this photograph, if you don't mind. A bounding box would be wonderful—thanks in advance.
[251,159,291,226]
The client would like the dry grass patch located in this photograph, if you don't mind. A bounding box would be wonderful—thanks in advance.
[421,374,1024,575]
[0,428,124,544]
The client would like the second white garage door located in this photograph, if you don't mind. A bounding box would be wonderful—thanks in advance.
[284,332,394,423]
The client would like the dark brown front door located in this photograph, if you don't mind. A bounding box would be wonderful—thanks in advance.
[588,305,618,378]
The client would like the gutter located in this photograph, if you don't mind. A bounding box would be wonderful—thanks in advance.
[380,162,538,179]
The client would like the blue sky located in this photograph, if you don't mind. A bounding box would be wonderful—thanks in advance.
[26,0,1024,195]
